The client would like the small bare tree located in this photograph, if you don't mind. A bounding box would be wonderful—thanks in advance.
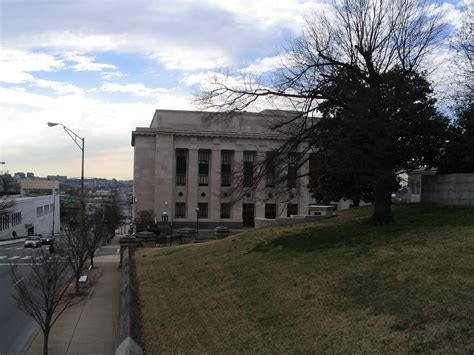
[10,249,76,355]
[86,209,107,269]
[63,224,90,295]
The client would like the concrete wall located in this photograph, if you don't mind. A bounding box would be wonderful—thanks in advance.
[0,195,61,240]
[421,173,474,205]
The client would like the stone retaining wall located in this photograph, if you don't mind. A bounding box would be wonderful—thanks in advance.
[116,248,143,355]
[422,173,474,206]
[255,215,331,228]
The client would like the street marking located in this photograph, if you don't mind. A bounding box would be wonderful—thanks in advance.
[9,256,21,260]
[21,256,32,260]
[0,256,7,259]
[15,247,23,250]
[6,247,16,250]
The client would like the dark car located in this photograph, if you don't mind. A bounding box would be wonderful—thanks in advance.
[24,236,42,248]
[40,234,54,245]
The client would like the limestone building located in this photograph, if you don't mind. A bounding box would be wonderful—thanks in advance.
[131,109,316,228]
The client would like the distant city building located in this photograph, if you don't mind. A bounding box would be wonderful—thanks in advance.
[0,194,60,240]
[14,172,26,179]
[47,175,67,182]
[132,109,316,228]
[26,172,34,179]
[20,180,59,196]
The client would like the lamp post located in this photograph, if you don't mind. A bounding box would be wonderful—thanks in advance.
[195,207,200,240]
[47,122,85,229]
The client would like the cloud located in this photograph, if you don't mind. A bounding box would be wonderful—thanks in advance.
[0,49,64,84]
[240,54,290,75]
[31,78,85,95]
[63,52,117,71]
[101,82,168,97]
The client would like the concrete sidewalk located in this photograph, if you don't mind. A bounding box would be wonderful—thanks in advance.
[23,240,121,355]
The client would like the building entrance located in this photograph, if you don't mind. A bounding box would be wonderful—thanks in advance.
[242,203,255,227]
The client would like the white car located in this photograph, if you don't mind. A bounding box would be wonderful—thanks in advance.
[24,236,42,248]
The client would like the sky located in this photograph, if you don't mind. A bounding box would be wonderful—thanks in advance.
[0,0,468,180]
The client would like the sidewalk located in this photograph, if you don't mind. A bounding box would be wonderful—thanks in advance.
[0,238,26,246]
[23,238,121,355]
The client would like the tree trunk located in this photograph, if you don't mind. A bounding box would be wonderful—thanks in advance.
[90,253,94,269]
[370,180,394,225]
[43,328,49,355]
[75,273,80,295]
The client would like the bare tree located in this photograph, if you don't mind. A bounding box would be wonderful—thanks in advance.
[0,197,14,217]
[197,0,449,224]
[63,224,90,295]
[86,208,107,269]
[10,249,76,355]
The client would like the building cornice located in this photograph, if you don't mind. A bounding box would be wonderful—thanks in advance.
[131,128,288,146]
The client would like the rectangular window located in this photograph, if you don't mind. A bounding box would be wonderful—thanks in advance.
[220,203,231,219]
[265,203,277,219]
[175,202,186,218]
[0,215,10,231]
[44,204,50,215]
[221,150,233,187]
[198,150,211,186]
[287,204,298,217]
[266,151,277,187]
[12,212,21,226]
[176,149,188,186]
[198,203,208,218]
[287,153,298,188]
[243,151,255,187]
[37,206,43,217]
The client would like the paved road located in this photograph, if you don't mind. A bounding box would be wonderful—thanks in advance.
[0,239,119,354]
[0,241,44,355]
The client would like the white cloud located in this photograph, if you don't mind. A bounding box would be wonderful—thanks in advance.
[100,71,127,80]
[31,78,85,95]
[240,54,290,75]
[63,52,117,71]
[101,82,168,97]
[0,49,64,84]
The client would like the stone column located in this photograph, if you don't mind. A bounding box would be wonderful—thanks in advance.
[232,149,243,223]
[299,158,311,214]
[187,148,199,221]
[154,134,174,219]
[210,148,221,221]
[255,151,266,219]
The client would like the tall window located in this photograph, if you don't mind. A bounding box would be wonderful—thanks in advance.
[176,149,187,186]
[221,150,233,187]
[287,204,298,217]
[36,206,43,217]
[199,150,211,186]
[266,151,277,187]
[198,203,208,218]
[175,202,186,218]
[0,215,10,231]
[287,153,298,188]
[220,203,231,219]
[265,203,277,219]
[243,151,255,187]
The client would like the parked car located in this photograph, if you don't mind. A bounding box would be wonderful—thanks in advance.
[40,234,54,245]
[24,236,42,248]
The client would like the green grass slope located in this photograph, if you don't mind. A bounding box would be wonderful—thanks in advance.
[135,204,474,353]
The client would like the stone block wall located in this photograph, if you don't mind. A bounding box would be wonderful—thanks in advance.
[421,173,474,205]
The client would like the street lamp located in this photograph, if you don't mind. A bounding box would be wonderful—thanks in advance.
[195,207,200,240]
[47,122,85,230]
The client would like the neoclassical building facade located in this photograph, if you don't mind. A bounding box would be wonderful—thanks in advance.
[131,109,316,228]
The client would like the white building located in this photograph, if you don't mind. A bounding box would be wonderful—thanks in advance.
[132,109,320,228]
[0,195,60,240]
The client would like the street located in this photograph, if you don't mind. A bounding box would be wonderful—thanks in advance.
[0,241,42,355]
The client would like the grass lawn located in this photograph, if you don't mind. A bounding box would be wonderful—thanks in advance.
[135,204,474,353]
